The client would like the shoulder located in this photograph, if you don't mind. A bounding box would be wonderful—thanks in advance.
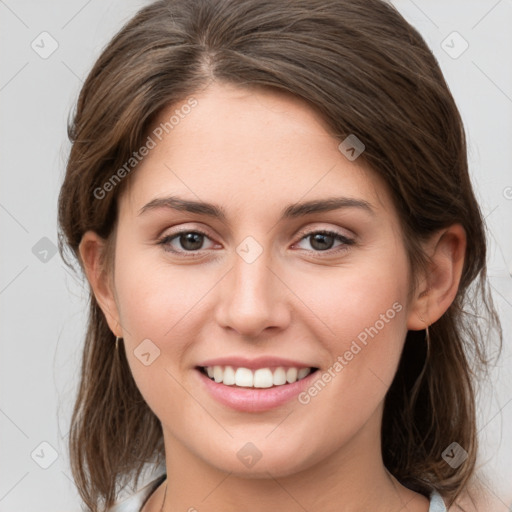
[106,474,166,512]
[442,489,497,512]
[446,500,478,512]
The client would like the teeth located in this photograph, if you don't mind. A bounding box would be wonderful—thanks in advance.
[273,367,287,385]
[235,367,253,387]
[203,365,313,388]
[297,368,310,380]
[223,365,236,385]
[286,367,298,383]
[213,366,223,383]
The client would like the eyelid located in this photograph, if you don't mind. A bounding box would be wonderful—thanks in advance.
[292,228,355,255]
[294,224,355,242]
[157,223,216,244]
[157,226,217,252]
[157,224,356,256]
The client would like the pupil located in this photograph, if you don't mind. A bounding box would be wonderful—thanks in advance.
[182,233,203,250]
[311,233,333,251]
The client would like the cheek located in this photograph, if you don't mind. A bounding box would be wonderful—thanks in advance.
[342,275,409,381]
[111,243,194,395]
[290,273,409,447]
[114,268,197,421]
[290,248,410,398]
[114,241,209,338]
[291,248,409,344]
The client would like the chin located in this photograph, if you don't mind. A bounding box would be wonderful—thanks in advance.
[199,439,320,479]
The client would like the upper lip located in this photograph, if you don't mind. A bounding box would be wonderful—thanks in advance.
[197,356,318,370]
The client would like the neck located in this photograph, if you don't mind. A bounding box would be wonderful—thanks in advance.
[157,410,429,512]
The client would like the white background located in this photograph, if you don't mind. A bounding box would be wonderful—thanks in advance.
[0,0,511,510]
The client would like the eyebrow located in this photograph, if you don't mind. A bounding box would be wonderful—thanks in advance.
[137,195,375,221]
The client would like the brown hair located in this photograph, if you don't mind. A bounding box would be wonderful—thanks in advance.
[57,0,502,510]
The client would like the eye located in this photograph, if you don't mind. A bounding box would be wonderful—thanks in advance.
[156,227,355,257]
[294,229,355,254]
[157,229,216,255]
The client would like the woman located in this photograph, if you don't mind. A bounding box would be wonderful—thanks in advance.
[57,1,502,511]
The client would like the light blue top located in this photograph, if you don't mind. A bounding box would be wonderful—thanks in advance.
[108,475,447,511]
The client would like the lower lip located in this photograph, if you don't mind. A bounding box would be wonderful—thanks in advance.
[195,368,318,412]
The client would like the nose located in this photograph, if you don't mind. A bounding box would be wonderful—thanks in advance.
[214,248,291,339]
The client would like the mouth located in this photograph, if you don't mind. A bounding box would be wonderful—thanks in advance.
[196,365,319,389]
[195,364,320,412]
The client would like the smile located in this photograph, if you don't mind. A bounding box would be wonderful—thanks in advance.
[199,365,317,388]
[195,364,320,412]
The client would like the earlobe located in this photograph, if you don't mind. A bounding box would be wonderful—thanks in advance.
[78,230,123,337]
[406,224,466,331]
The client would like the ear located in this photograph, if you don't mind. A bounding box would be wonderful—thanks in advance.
[78,230,123,338]
[407,224,466,330]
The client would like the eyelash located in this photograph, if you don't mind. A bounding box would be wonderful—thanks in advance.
[156,228,355,258]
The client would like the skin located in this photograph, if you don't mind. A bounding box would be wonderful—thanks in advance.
[80,82,466,511]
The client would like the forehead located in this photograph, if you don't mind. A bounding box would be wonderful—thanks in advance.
[121,82,393,221]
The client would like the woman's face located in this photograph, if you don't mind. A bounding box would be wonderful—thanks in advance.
[108,82,421,477]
